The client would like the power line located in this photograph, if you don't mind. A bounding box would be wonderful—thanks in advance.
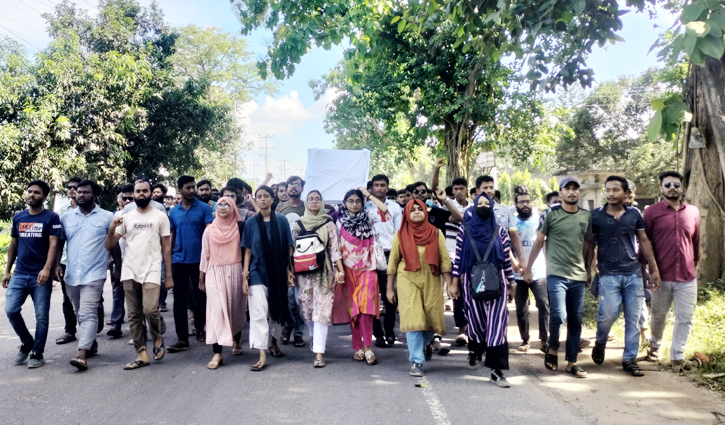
[0,23,41,51]
[81,0,98,10]
[5,1,45,22]
[36,0,56,9]
[0,14,46,38]
[17,0,46,15]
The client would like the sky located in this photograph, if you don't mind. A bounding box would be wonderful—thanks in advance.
[1,0,677,186]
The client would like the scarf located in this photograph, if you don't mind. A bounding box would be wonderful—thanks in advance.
[458,193,505,275]
[256,211,292,324]
[398,199,441,275]
[207,196,242,266]
[292,190,332,246]
[339,203,374,241]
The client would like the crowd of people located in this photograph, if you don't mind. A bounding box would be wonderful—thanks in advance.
[2,164,700,388]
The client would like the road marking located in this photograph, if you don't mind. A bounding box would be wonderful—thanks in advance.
[417,376,452,425]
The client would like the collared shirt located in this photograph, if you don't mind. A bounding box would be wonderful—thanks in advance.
[441,198,470,261]
[59,203,75,265]
[592,204,645,276]
[641,199,700,282]
[60,205,114,286]
[169,198,214,264]
[365,199,402,252]
[494,202,517,231]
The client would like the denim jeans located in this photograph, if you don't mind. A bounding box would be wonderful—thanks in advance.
[5,273,53,354]
[406,330,435,364]
[547,275,585,363]
[595,274,644,362]
[66,279,105,351]
[286,287,306,338]
[650,279,697,361]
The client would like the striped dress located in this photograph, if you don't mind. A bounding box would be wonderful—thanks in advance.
[453,225,514,348]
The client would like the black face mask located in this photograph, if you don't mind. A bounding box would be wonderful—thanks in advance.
[135,197,151,208]
[475,206,492,219]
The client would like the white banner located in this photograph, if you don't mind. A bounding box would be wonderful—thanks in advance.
[302,149,370,204]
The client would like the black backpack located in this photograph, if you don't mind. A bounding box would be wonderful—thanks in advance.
[463,223,502,302]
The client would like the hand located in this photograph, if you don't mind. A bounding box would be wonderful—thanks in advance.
[244,270,250,280]
[335,269,345,284]
[199,278,205,292]
[37,267,50,286]
[53,265,63,282]
[208,201,214,209]
[1,272,10,289]
[434,158,445,169]
[386,288,397,305]
[266,172,273,181]
[165,275,174,290]
[245,194,256,206]
[517,264,527,277]
[586,274,592,289]
[523,269,533,284]
[287,270,295,287]
[447,283,459,300]
[434,188,448,204]
[242,279,250,296]
[111,216,124,229]
[650,269,662,291]
[357,186,371,198]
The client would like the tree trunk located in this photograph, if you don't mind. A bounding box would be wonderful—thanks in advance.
[444,120,473,186]
[684,56,725,282]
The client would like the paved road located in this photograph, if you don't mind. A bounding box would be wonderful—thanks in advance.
[0,283,618,425]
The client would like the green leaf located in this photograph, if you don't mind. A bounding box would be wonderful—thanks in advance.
[706,19,723,37]
[684,32,698,55]
[671,35,685,59]
[690,47,707,66]
[651,99,665,110]
[609,33,626,43]
[710,10,725,29]
[647,110,662,142]
[686,21,711,37]
[398,19,407,33]
[391,16,401,24]
[573,0,586,15]
[681,3,706,24]
[462,43,471,53]
[696,34,725,59]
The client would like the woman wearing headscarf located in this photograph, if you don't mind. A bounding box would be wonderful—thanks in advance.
[241,186,295,371]
[332,187,389,365]
[449,193,515,387]
[199,196,245,369]
[386,199,452,377]
[291,190,345,368]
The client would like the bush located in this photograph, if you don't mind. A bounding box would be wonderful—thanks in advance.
[0,221,10,273]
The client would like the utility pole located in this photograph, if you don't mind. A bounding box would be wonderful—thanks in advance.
[259,133,274,176]
[277,158,290,182]
[249,158,258,185]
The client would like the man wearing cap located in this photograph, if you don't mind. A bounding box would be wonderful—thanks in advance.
[524,176,594,378]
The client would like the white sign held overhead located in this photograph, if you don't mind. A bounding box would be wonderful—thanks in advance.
[302,149,371,204]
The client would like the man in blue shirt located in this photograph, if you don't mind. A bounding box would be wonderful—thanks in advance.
[54,180,116,371]
[2,180,61,368]
[590,176,660,377]
[167,175,214,352]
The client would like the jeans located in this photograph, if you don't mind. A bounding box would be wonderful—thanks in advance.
[5,273,52,354]
[59,264,77,335]
[514,278,549,343]
[595,274,644,362]
[407,330,435,364]
[547,275,585,363]
[650,279,697,361]
[159,261,167,307]
[286,287,305,338]
[172,262,206,341]
[124,280,161,353]
[66,279,105,351]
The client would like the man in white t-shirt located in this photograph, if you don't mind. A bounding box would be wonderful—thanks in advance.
[105,180,173,370]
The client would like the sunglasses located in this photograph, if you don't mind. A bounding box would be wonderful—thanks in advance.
[663,182,682,189]
[66,185,78,191]
[412,189,427,195]
[122,196,134,202]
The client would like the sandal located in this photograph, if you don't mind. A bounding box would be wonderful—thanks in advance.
[56,334,77,345]
[622,361,645,377]
[293,336,306,348]
[566,364,587,378]
[70,357,88,371]
[207,355,223,370]
[251,361,267,371]
[232,343,243,356]
[313,358,326,368]
[518,342,530,352]
[544,347,558,371]
[268,345,284,357]
[153,343,165,361]
[353,349,365,361]
[123,359,150,370]
[592,341,605,365]
[365,350,377,365]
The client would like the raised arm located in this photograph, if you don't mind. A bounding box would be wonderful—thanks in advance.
[431,158,445,191]
[105,216,124,251]
[359,187,387,215]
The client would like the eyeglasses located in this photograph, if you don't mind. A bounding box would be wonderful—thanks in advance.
[122,196,134,202]
[217,203,231,209]
[663,182,682,189]
[66,186,78,191]
[516,200,531,205]
[308,197,322,202]
[412,189,427,195]
[345,199,362,205]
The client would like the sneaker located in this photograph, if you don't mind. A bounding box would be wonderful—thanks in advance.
[491,369,510,387]
[167,341,191,353]
[15,342,33,365]
[375,337,387,348]
[386,335,396,346]
[409,362,424,377]
[27,352,44,369]
[107,328,123,339]
[467,351,482,370]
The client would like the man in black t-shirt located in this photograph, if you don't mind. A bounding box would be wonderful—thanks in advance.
[2,180,61,368]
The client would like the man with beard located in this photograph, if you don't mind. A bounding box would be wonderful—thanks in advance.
[152,183,169,214]
[197,179,216,212]
[227,178,255,212]
[167,175,214,352]
[107,185,134,338]
[3,180,61,368]
[105,179,173,369]
[643,171,700,369]
[512,192,549,354]
[219,186,256,222]
[275,176,306,216]
[396,190,407,209]
[55,180,116,371]
[589,176,660,377]
[524,177,594,378]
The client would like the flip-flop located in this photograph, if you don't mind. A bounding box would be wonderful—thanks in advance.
[207,357,223,370]
[251,362,267,371]
[592,342,605,365]
[56,334,77,345]
[268,346,284,357]
[70,357,88,371]
[124,359,150,370]
[544,347,558,371]
[153,343,165,361]
[566,365,587,378]
[232,346,243,356]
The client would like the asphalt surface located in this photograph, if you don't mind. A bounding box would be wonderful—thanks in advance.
[0,282,593,425]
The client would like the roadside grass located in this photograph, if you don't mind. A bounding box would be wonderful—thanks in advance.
[582,279,725,392]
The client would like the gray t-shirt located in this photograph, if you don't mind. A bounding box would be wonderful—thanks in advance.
[275,200,305,216]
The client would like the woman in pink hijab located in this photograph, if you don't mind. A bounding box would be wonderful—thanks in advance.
[200,196,246,369]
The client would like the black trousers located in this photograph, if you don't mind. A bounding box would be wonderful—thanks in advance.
[514,278,550,343]
[453,295,466,328]
[172,263,205,342]
[373,251,396,339]
[212,332,242,354]
[468,339,509,371]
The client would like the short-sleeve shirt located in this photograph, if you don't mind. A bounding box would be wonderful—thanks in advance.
[514,213,546,281]
[428,205,452,233]
[61,206,114,286]
[11,209,62,275]
[116,208,170,284]
[59,203,75,266]
[493,202,517,231]
[365,199,402,252]
[240,214,294,286]
[276,201,306,216]
[591,205,645,276]
[122,199,167,215]
[168,199,214,264]
[539,205,593,281]
[442,199,470,261]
